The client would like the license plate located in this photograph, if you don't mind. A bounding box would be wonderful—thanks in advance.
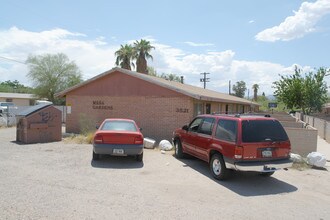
[262,150,272,158]
[113,149,124,155]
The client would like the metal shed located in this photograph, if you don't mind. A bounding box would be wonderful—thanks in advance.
[16,104,62,144]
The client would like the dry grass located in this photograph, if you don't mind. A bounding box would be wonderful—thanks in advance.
[290,161,312,171]
[63,132,94,144]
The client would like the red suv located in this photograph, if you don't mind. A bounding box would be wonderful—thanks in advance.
[172,114,293,180]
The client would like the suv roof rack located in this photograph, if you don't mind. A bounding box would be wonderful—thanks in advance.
[211,112,272,118]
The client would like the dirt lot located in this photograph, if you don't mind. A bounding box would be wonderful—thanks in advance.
[1,127,330,220]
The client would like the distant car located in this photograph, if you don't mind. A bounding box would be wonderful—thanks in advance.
[0,102,15,113]
[92,118,144,162]
[35,100,53,105]
[172,114,293,180]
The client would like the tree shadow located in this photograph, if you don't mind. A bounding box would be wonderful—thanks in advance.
[91,155,144,169]
[177,156,298,197]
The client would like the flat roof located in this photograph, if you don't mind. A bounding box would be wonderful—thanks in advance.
[56,67,260,106]
[0,92,35,99]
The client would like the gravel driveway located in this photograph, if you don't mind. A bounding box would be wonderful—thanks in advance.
[0,127,330,219]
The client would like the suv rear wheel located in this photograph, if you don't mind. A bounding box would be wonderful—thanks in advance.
[210,153,228,180]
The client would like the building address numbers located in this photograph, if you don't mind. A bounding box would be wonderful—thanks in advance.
[176,108,189,113]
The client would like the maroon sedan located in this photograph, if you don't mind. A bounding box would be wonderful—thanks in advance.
[92,118,144,162]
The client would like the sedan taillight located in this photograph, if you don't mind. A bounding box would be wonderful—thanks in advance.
[134,136,143,145]
[94,135,103,144]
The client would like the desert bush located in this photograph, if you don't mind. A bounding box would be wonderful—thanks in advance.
[78,113,96,135]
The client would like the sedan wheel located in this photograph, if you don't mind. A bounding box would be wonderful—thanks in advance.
[136,152,143,162]
[259,171,275,177]
[92,151,99,161]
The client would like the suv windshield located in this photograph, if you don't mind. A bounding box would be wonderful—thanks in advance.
[242,120,288,142]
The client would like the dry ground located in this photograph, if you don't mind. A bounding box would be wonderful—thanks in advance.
[0,127,330,220]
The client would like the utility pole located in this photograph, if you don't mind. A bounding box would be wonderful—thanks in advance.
[200,72,210,89]
[229,80,231,95]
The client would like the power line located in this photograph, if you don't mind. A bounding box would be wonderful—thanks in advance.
[0,56,27,65]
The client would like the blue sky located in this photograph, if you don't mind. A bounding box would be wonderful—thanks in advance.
[1,0,330,95]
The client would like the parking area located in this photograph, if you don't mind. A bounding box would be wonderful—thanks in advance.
[1,127,330,219]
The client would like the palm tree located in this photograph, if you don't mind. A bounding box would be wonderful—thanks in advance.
[134,39,155,74]
[115,44,135,70]
[252,84,259,101]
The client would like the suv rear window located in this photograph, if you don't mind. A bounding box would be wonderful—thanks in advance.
[242,120,288,143]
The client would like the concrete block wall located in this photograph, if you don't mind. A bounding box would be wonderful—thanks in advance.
[313,117,326,139]
[325,122,330,142]
[280,121,304,128]
[284,127,318,156]
[295,112,330,144]
[272,115,296,122]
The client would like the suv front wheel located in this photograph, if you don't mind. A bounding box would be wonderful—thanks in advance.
[210,153,228,180]
[174,139,185,158]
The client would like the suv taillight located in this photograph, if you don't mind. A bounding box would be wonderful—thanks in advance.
[234,146,243,159]
[94,135,103,144]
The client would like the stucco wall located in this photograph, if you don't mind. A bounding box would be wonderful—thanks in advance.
[0,98,31,106]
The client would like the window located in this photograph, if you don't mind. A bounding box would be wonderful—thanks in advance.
[199,118,215,135]
[242,120,289,142]
[6,99,13,102]
[206,103,211,114]
[101,121,137,132]
[215,119,237,142]
[188,118,203,132]
[193,103,203,117]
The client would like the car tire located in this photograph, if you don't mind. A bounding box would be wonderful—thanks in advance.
[174,139,185,158]
[259,171,275,177]
[136,152,143,162]
[210,153,229,180]
[92,151,99,160]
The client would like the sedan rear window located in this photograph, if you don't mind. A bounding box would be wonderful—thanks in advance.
[242,120,288,143]
[101,121,137,132]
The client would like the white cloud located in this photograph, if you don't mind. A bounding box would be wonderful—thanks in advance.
[249,20,255,24]
[256,0,330,42]
[183,41,214,47]
[0,26,117,84]
[0,27,319,96]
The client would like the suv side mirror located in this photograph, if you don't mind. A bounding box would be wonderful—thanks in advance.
[96,125,99,129]
[182,125,189,131]
[139,128,143,131]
